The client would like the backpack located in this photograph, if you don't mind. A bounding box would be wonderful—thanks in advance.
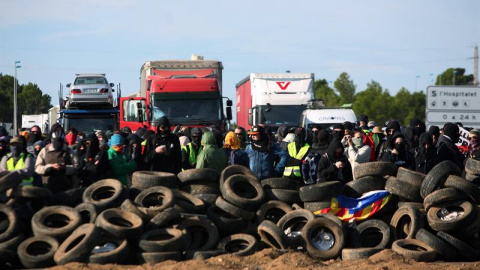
[302,151,322,184]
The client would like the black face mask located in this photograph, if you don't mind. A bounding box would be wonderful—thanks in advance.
[394,142,405,151]
[191,136,201,146]
[333,131,343,140]
[10,145,21,157]
[52,138,64,151]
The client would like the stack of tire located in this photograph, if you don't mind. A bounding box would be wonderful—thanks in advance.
[130,171,179,199]
[465,158,480,183]
[299,181,343,212]
[386,160,480,262]
[177,168,221,207]
[261,177,301,205]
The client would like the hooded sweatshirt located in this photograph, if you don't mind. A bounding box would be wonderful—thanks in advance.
[144,116,182,174]
[317,138,352,184]
[415,132,438,174]
[196,131,228,173]
[80,133,111,186]
[380,132,415,170]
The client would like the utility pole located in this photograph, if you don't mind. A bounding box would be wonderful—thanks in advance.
[474,45,478,85]
[13,61,21,136]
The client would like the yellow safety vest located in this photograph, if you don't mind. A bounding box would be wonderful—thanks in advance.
[181,143,202,168]
[6,153,33,186]
[283,142,310,177]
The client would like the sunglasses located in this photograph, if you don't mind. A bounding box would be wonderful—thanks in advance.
[468,136,478,140]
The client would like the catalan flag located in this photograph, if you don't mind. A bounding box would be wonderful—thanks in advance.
[313,190,391,222]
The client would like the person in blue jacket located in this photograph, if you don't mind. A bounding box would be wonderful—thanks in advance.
[245,125,289,180]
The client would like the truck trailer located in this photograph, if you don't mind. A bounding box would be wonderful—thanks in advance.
[236,73,314,131]
[120,55,232,132]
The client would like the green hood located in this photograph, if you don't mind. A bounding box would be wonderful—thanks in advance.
[201,131,217,146]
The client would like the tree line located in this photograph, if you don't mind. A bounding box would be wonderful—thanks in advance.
[0,74,52,125]
[314,68,475,126]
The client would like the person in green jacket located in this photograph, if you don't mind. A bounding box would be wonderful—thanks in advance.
[196,131,227,173]
[108,134,136,186]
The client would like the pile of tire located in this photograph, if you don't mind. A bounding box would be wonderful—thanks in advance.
[2,159,480,268]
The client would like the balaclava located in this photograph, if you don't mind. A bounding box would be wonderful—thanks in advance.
[443,122,460,144]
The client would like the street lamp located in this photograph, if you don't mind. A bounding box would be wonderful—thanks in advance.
[13,61,21,136]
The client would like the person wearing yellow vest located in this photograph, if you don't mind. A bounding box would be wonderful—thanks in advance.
[181,127,203,170]
[0,136,34,186]
[283,127,311,182]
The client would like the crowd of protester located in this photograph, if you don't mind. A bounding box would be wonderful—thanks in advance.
[0,113,479,194]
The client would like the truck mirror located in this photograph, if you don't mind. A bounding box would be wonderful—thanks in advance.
[137,102,143,109]
[265,103,272,112]
[248,114,253,126]
[66,83,71,88]
[226,100,233,107]
[147,80,152,91]
[110,83,115,87]
[226,107,232,120]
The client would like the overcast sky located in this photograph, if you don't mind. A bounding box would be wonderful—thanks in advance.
[1,0,479,113]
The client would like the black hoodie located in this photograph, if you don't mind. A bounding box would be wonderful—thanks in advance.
[144,116,182,174]
[317,138,352,184]
[415,132,438,174]
[79,133,110,186]
[380,132,415,170]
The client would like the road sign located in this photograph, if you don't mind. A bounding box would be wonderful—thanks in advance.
[427,86,480,111]
[426,111,480,123]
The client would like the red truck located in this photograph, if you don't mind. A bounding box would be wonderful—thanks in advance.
[120,56,232,132]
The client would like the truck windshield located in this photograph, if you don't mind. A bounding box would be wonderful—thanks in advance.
[152,98,221,124]
[65,116,116,135]
[257,105,306,127]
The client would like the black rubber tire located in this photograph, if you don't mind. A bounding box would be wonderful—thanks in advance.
[88,237,129,265]
[385,176,422,202]
[134,186,175,214]
[74,203,98,224]
[301,217,345,259]
[453,205,480,241]
[0,171,22,193]
[220,165,257,193]
[277,209,315,248]
[354,161,397,179]
[341,247,384,260]
[95,208,144,240]
[444,175,480,204]
[195,193,219,207]
[436,231,479,261]
[180,182,220,195]
[82,179,127,211]
[31,205,82,242]
[146,208,182,230]
[465,157,480,175]
[0,233,25,252]
[396,167,426,186]
[427,200,475,232]
[391,239,437,262]
[257,220,289,250]
[217,233,258,256]
[120,199,151,222]
[420,160,462,199]
[397,202,425,211]
[183,249,226,260]
[136,251,182,264]
[131,171,178,190]
[342,176,385,198]
[0,204,18,243]
[171,189,206,214]
[17,235,58,269]
[299,181,343,202]
[7,186,53,200]
[415,228,457,261]
[264,188,301,204]
[222,174,265,210]
[423,187,469,210]
[138,228,189,252]
[303,201,331,212]
[51,187,85,207]
[177,168,220,183]
[390,205,424,240]
[350,219,391,249]
[260,177,301,190]
[215,196,255,221]
[256,200,293,224]
[465,172,480,183]
[53,223,101,265]
[207,206,247,233]
[177,216,219,251]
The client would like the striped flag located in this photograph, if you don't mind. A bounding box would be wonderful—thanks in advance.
[314,190,391,221]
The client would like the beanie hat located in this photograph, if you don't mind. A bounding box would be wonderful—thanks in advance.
[110,134,124,146]
[34,140,45,148]
[332,123,344,131]
[317,129,330,143]
[358,114,369,122]
[343,121,354,131]
[428,125,440,137]
[410,118,422,127]
[443,122,459,139]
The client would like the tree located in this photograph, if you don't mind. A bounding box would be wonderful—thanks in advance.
[0,74,14,123]
[352,81,393,125]
[435,68,474,86]
[334,72,356,105]
[391,88,426,125]
[313,79,340,106]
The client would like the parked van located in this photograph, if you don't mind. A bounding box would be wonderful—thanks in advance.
[301,106,357,131]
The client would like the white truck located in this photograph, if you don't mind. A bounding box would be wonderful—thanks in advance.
[21,114,49,132]
[236,73,314,130]
[301,100,357,130]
